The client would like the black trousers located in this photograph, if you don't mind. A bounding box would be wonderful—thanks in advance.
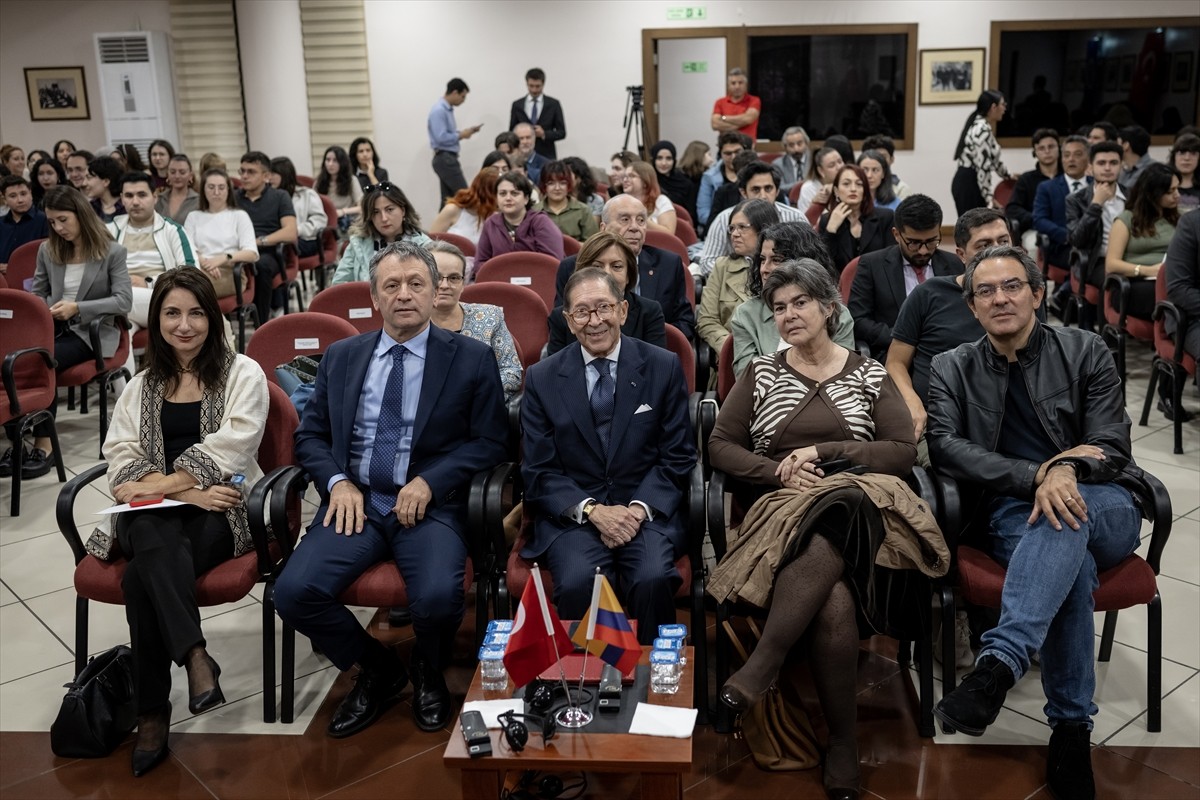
[116,506,234,715]
[253,248,285,323]
[432,151,467,206]
[951,166,987,216]
[5,324,94,441]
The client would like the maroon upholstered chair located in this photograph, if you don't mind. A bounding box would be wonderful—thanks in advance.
[1101,274,1155,401]
[646,230,689,266]
[5,239,45,292]
[461,282,549,374]
[277,245,306,314]
[429,231,477,258]
[296,174,315,188]
[217,263,257,353]
[839,256,861,304]
[993,178,1017,208]
[245,312,360,385]
[0,273,7,289]
[664,323,696,395]
[672,203,693,225]
[1138,260,1196,454]
[674,217,700,247]
[561,234,582,256]
[474,252,561,311]
[55,317,132,454]
[308,281,380,335]
[57,381,303,723]
[0,289,67,514]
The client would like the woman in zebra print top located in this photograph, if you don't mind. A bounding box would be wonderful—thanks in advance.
[709,258,918,798]
[951,90,1012,215]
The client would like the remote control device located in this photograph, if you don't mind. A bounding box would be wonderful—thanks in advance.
[598,664,623,713]
[459,710,492,757]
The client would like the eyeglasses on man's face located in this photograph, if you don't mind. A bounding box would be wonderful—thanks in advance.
[896,231,941,253]
[971,278,1029,301]
[567,302,618,325]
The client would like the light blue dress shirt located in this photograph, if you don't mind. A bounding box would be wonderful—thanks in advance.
[427,98,460,153]
[327,324,430,493]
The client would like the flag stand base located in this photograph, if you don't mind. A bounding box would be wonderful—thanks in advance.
[555,705,593,729]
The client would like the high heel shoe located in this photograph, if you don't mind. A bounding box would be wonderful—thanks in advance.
[187,655,225,715]
[132,705,171,778]
[718,680,770,713]
[822,739,861,800]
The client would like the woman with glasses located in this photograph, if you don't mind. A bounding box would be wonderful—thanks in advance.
[155,155,200,225]
[475,172,564,268]
[429,169,499,247]
[535,160,599,243]
[622,161,677,235]
[332,182,431,284]
[697,199,779,354]
[427,240,522,400]
[817,164,895,275]
[546,231,665,356]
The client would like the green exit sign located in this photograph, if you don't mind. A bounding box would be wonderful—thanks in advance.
[667,6,707,20]
[682,61,708,74]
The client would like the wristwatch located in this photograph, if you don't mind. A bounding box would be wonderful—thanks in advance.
[581,499,598,520]
[1051,458,1085,478]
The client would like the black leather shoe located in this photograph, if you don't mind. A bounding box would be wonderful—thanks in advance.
[932,654,1014,736]
[388,606,412,627]
[20,448,53,479]
[132,705,171,778]
[718,681,768,714]
[187,655,226,715]
[1158,398,1195,422]
[410,654,451,732]
[1046,722,1094,800]
[327,661,409,738]
[0,447,14,478]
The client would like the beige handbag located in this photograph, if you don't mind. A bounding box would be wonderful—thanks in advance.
[207,263,248,299]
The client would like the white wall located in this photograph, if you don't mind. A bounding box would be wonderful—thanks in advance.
[235,0,312,171]
[0,0,172,154]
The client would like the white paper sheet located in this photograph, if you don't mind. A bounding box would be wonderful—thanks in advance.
[628,702,697,738]
[96,498,190,515]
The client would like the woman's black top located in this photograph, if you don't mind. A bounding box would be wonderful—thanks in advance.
[162,400,202,474]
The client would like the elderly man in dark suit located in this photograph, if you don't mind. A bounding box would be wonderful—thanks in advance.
[554,195,696,341]
[275,241,508,738]
[508,67,566,160]
[848,194,963,358]
[522,267,696,643]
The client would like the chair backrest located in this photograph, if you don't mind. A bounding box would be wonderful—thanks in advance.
[645,231,689,266]
[6,239,45,292]
[260,380,300,473]
[839,256,860,304]
[674,217,699,247]
[717,333,736,404]
[664,323,696,394]
[474,252,561,311]
[246,311,361,383]
[317,194,340,262]
[994,178,1017,209]
[561,234,581,256]
[0,273,7,289]
[461,282,549,372]
[672,203,693,225]
[297,174,315,188]
[429,231,477,257]
[308,281,380,335]
[0,289,56,423]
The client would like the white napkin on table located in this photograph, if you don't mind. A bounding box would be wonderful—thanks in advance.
[628,702,697,738]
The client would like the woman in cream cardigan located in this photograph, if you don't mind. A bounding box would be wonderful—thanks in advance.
[96,268,268,777]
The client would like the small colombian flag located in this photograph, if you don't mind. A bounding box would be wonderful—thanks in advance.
[570,572,641,675]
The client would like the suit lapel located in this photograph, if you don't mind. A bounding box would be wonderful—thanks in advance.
[558,345,605,459]
[606,339,646,462]
[413,325,455,448]
[638,248,660,300]
[883,248,906,311]
[341,332,378,451]
[75,258,102,303]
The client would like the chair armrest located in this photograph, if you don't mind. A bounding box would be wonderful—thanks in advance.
[698,396,718,478]
[480,462,520,574]
[232,263,247,309]
[1132,469,1173,575]
[707,468,729,563]
[2,346,56,414]
[87,316,128,370]
[1152,300,1188,365]
[56,463,110,565]
[248,464,309,577]
[1103,273,1132,330]
[932,470,963,553]
[506,393,522,461]
[696,339,712,393]
[466,466,494,574]
[685,462,705,574]
[908,465,938,521]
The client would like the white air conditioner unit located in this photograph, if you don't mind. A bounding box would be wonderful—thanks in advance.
[94,31,179,160]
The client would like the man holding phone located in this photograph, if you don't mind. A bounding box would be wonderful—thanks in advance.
[427,77,482,205]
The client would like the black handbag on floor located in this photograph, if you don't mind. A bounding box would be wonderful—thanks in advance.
[50,645,137,758]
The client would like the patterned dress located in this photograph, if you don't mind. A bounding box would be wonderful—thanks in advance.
[457,302,523,401]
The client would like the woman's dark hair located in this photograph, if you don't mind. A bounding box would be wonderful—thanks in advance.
[1126,162,1181,238]
[197,169,238,212]
[145,268,229,394]
[576,230,638,292]
[316,145,354,197]
[1169,133,1200,171]
[761,258,842,339]
[823,135,854,166]
[831,163,875,216]
[87,156,124,196]
[450,169,499,219]
[349,136,380,169]
[270,156,299,196]
[148,139,175,176]
[117,144,147,172]
[538,160,575,196]
[351,181,423,240]
[53,139,77,163]
[807,146,842,181]
[483,150,512,172]
[749,221,834,297]
[31,157,66,207]
[954,90,1005,161]
[730,198,780,236]
[497,172,536,209]
[563,156,597,203]
[43,186,114,264]
[26,149,52,168]
[858,149,896,205]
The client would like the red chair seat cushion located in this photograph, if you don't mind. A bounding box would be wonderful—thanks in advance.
[1,385,56,424]
[56,337,131,388]
[957,546,1157,612]
[74,545,280,606]
[337,557,474,606]
[1124,316,1154,342]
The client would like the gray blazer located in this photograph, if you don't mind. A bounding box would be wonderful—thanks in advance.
[31,240,131,357]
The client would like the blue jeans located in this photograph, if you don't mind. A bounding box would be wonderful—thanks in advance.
[980,483,1140,728]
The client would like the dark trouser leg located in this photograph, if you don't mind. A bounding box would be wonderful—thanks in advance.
[431,152,467,206]
[612,528,680,645]
[808,579,861,788]
[253,249,283,323]
[22,330,94,439]
[117,507,233,715]
[388,513,467,670]
[951,167,986,216]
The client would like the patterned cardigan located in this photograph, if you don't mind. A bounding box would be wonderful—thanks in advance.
[457,302,523,401]
[87,353,270,560]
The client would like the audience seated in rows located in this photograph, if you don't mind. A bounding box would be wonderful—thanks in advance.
[534,160,599,243]
[696,199,780,355]
[817,163,895,275]
[475,171,563,267]
[699,160,808,277]
[333,182,431,284]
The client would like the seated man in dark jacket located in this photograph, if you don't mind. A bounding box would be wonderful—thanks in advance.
[927,245,1140,800]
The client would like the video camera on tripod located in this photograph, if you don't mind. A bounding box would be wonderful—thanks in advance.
[623,85,650,159]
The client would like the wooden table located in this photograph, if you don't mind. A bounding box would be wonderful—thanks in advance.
[444,646,694,800]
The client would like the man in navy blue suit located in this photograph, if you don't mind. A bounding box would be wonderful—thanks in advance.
[554,195,696,341]
[275,241,507,738]
[1033,135,1091,275]
[522,267,696,643]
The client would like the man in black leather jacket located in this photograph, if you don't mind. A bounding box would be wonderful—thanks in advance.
[926,245,1140,800]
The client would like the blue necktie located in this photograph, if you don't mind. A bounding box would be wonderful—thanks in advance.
[368,345,406,517]
[530,97,540,126]
[590,358,615,456]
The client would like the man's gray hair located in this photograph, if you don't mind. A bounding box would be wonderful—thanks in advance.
[601,194,647,226]
[782,126,809,143]
[761,258,842,339]
[368,240,439,293]
[728,67,747,78]
[962,245,1044,301]
[563,267,622,310]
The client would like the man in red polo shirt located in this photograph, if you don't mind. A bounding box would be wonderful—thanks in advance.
[711,68,761,141]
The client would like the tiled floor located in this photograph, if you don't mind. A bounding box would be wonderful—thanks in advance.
[1,315,1197,799]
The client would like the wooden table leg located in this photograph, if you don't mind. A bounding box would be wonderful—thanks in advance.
[641,772,682,800]
[461,769,501,800]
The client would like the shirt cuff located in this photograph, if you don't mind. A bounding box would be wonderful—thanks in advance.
[630,500,655,522]
[569,497,596,524]
[328,473,349,494]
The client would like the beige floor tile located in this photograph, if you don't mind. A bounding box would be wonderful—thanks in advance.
[0,581,15,607]
[0,478,111,545]
[0,661,76,732]
[0,531,77,601]
[1103,671,1200,749]
[0,604,72,685]
[1142,514,1199,586]
[169,662,340,736]
[24,587,130,660]
[1109,574,1200,670]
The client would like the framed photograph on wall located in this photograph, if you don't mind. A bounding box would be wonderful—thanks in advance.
[919,48,985,105]
[1173,52,1195,93]
[24,66,90,121]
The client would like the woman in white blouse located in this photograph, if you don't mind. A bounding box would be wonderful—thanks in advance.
[622,161,677,234]
[951,90,1012,215]
[183,169,258,293]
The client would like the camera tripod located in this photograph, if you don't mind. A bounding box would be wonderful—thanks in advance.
[623,85,651,159]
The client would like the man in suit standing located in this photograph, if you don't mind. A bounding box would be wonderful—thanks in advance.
[275,241,507,738]
[522,267,696,643]
[849,194,963,358]
[509,68,565,160]
[1066,141,1126,331]
[554,195,696,341]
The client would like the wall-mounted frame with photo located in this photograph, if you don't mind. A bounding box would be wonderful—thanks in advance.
[24,66,90,121]
[919,48,985,105]
[1173,52,1195,94]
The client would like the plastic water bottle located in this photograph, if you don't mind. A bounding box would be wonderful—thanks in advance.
[649,649,681,694]
[657,624,688,641]
[478,645,508,691]
[486,619,514,635]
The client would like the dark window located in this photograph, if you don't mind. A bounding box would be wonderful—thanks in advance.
[749,33,909,141]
